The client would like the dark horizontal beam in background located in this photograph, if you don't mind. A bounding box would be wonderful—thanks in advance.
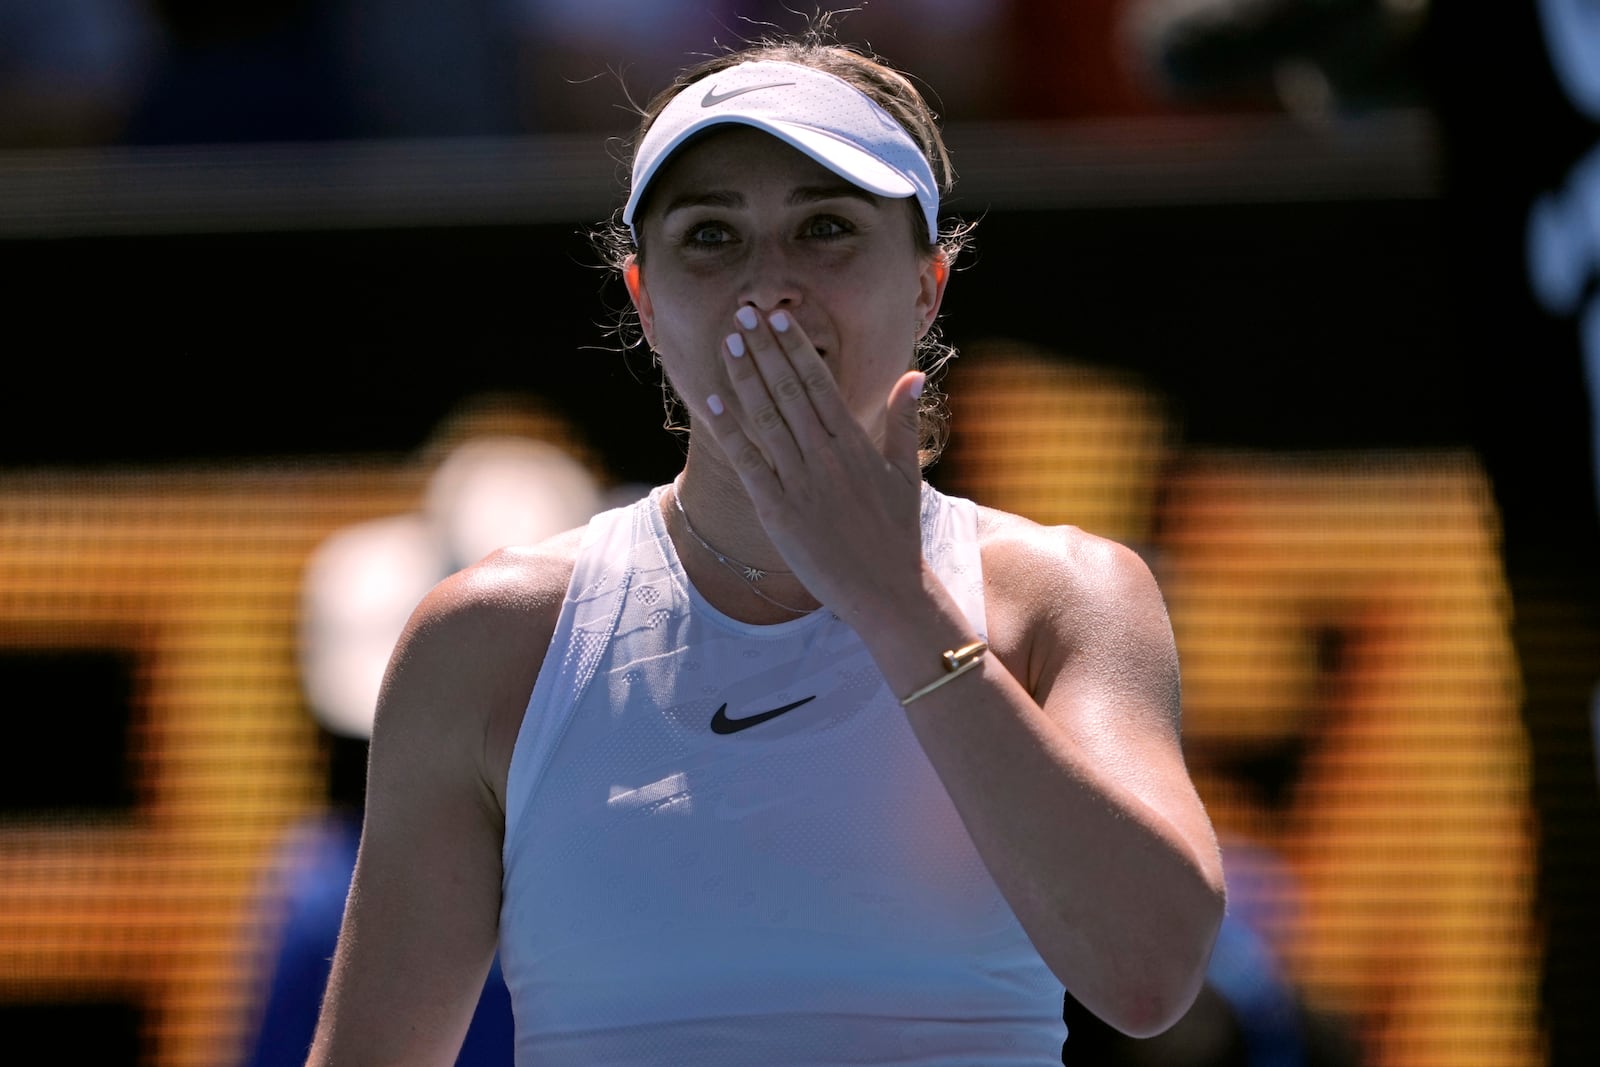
[0,109,1440,240]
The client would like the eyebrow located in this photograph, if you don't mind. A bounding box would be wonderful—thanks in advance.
[658,183,881,218]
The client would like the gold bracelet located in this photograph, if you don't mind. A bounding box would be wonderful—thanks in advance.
[899,638,989,707]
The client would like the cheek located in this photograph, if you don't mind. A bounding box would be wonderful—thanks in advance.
[647,305,713,365]
[647,309,727,400]
[638,271,716,345]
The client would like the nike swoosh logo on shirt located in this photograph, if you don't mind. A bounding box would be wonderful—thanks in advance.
[701,81,796,107]
[709,695,816,735]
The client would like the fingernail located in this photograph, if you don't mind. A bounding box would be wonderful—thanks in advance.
[909,372,926,399]
[725,332,745,357]
[769,310,790,332]
[736,306,759,330]
[707,394,725,415]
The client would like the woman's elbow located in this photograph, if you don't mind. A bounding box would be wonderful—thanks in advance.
[1100,963,1211,1039]
[1089,881,1228,1038]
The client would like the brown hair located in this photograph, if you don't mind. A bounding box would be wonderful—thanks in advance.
[595,17,972,468]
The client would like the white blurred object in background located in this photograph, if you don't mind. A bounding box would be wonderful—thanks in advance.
[299,434,605,739]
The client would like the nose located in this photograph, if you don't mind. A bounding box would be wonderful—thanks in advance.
[738,236,802,313]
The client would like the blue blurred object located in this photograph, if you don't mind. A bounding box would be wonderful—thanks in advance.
[123,0,521,144]
[0,0,160,145]
[238,812,515,1067]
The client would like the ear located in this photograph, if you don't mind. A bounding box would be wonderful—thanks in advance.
[915,250,950,340]
[624,256,657,349]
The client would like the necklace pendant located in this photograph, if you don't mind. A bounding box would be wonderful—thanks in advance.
[743,565,767,582]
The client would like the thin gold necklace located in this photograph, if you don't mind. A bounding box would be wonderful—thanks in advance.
[670,486,814,616]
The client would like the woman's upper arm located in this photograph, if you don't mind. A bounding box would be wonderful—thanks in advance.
[308,547,569,1065]
[991,520,1213,852]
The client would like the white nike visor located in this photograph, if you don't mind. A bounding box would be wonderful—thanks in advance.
[623,59,940,244]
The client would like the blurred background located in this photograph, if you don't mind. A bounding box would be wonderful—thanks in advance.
[0,1,1595,1065]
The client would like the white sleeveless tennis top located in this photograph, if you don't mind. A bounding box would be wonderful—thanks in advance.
[499,484,1066,1065]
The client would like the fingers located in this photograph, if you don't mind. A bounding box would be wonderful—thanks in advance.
[719,320,804,477]
[721,307,816,451]
[704,389,783,497]
[708,305,911,497]
[715,306,846,475]
[884,370,927,482]
[761,308,863,439]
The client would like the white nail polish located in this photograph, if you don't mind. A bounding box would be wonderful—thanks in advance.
[736,306,759,330]
[770,310,790,332]
[707,394,725,415]
[726,333,745,357]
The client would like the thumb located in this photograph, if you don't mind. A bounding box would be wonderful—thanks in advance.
[884,370,927,478]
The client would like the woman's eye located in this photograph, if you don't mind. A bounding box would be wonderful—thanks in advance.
[804,216,853,239]
[683,222,733,246]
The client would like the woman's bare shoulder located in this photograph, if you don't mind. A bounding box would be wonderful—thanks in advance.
[373,525,588,798]
[447,526,586,615]
[973,504,1155,593]
[971,504,1172,696]
[410,525,586,644]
